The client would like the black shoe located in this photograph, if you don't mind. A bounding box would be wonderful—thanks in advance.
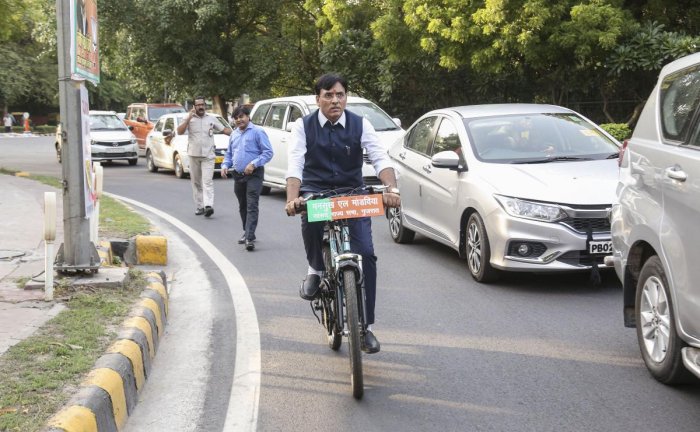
[299,274,320,300]
[195,208,205,216]
[245,240,255,251]
[362,330,380,354]
[237,234,246,244]
[204,206,214,217]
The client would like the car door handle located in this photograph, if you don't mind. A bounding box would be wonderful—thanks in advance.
[665,165,687,182]
[422,164,432,174]
[398,151,406,160]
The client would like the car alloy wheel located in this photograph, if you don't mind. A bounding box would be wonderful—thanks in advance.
[465,213,498,283]
[635,255,691,384]
[146,150,158,172]
[174,154,187,179]
[388,207,415,244]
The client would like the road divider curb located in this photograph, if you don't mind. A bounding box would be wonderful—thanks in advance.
[134,235,168,265]
[97,241,113,267]
[45,271,169,432]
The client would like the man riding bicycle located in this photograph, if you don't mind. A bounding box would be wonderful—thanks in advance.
[285,73,401,353]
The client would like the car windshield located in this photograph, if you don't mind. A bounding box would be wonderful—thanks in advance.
[149,106,186,122]
[89,114,128,131]
[176,115,230,135]
[308,102,400,131]
[465,113,620,163]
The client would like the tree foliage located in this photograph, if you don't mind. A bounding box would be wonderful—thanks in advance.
[0,0,57,113]
[3,0,699,125]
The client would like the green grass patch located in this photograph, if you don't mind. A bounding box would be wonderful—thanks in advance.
[0,170,151,239]
[0,270,146,432]
[14,277,30,289]
[99,195,151,239]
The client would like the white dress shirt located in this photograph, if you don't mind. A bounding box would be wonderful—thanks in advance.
[286,110,393,182]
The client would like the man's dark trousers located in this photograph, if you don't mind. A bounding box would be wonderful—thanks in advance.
[301,215,377,325]
[233,167,264,241]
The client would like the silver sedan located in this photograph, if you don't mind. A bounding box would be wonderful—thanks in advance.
[387,104,621,282]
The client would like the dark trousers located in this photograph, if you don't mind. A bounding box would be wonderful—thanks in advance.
[301,215,377,325]
[233,167,264,241]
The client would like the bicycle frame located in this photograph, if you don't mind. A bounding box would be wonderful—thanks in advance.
[323,219,368,337]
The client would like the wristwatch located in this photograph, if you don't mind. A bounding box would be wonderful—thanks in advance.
[388,187,400,195]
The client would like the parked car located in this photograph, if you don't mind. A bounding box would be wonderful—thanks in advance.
[124,103,186,156]
[144,112,231,178]
[55,111,138,165]
[249,95,404,194]
[387,104,621,282]
[609,52,700,384]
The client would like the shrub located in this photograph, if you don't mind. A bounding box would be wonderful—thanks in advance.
[599,123,632,142]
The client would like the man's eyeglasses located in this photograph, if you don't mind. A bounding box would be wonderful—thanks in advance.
[320,92,346,101]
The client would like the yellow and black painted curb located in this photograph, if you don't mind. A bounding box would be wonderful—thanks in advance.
[134,235,168,266]
[45,271,169,432]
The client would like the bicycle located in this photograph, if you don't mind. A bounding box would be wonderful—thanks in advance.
[289,185,386,399]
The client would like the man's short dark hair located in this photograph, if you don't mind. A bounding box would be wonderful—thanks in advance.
[232,106,251,118]
[314,73,347,95]
[193,96,205,104]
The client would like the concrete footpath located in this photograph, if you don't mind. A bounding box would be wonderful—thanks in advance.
[0,174,172,431]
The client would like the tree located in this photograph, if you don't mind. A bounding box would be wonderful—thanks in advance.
[0,0,57,114]
[98,0,289,112]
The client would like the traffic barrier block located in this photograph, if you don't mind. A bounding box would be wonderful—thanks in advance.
[134,235,167,265]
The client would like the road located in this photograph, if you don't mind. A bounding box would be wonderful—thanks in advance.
[2,136,700,432]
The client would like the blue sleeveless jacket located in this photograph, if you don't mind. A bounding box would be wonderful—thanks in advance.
[301,109,364,192]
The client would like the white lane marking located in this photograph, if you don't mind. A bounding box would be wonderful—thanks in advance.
[106,193,260,432]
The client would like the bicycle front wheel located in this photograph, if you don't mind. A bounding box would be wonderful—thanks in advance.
[322,243,342,351]
[342,268,363,399]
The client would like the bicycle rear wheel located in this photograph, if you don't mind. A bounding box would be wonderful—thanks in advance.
[342,268,363,399]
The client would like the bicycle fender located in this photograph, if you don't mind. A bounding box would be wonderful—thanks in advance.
[337,259,364,286]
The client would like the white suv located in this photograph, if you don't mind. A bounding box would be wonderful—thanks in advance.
[610,52,700,384]
[249,95,404,194]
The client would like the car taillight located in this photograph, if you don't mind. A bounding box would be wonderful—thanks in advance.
[619,139,629,167]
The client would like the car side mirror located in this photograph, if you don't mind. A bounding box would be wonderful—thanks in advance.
[163,129,172,137]
[127,125,134,131]
[392,118,402,128]
[136,116,147,123]
[431,150,465,171]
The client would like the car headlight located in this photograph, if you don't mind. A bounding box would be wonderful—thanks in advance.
[130,138,136,145]
[494,195,568,222]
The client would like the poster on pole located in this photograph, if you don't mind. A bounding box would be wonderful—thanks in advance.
[80,83,96,218]
[70,0,100,84]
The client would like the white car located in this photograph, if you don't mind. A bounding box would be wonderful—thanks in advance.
[249,95,404,194]
[144,112,231,178]
[610,52,700,384]
[55,110,138,165]
[388,104,621,282]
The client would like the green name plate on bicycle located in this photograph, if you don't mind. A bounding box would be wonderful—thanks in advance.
[307,198,333,222]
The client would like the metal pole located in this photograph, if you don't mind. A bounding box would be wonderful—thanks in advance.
[44,192,57,301]
[56,0,93,270]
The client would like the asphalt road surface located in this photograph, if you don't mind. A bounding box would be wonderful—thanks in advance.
[2,136,700,432]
